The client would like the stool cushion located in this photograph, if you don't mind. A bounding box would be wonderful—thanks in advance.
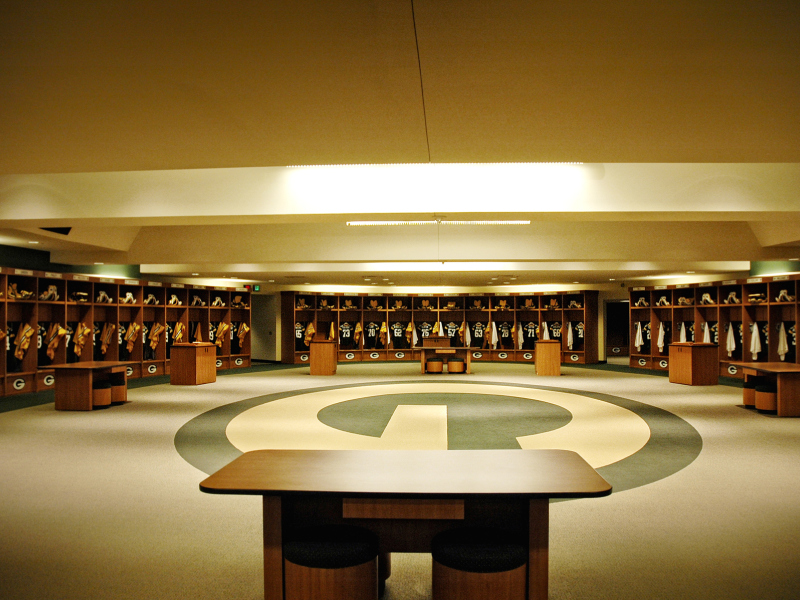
[93,382,112,389]
[448,358,465,363]
[432,527,527,573]
[755,384,777,393]
[284,524,378,569]
[427,357,444,362]
[743,380,758,390]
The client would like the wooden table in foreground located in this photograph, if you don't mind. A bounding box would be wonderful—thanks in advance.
[170,343,217,385]
[50,361,136,411]
[200,449,611,600]
[730,362,800,416]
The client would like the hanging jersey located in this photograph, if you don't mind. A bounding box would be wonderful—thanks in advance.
[390,322,409,349]
[521,322,538,350]
[339,322,357,348]
[442,321,461,345]
[415,322,435,346]
[496,321,514,349]
[469,322,487,348]
[363,321,383,349]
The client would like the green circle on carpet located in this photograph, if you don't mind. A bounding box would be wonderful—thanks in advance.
[175,380,702,495]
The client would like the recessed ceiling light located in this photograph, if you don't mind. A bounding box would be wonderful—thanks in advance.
[192,273,199,276]
[573,281,579,284]
[686,271,695,274]
[28,241,39,244]
[268,280,275,283]
[94,262,104,265]
[609,278,615,281]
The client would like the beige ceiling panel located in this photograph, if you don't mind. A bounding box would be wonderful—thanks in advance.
[50,220,773,267]
[0,1,428,174]
[414,0,800,162]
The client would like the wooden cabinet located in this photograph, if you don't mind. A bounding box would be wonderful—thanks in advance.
[630,276,799,379]
[0,267,250,397]
[281,290,599,366]
[535,340,562,376]
[170,343,217,385]
[668,343,719,386]
[310,340,338,375]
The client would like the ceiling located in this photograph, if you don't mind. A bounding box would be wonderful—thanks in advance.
[1,1,799,292]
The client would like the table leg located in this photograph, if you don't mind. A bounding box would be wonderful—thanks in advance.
[777,373,800,417]
[528,498,549,600]
[54,369,93,411]
[263,495,283,600]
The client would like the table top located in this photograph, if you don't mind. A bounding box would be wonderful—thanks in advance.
[730,362,800,373]
[49,361,137,371]
[199,449,612,498]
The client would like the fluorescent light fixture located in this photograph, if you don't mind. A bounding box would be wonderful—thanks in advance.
[347,220,531,226]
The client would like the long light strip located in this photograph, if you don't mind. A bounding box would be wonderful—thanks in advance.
[346,220,531,226]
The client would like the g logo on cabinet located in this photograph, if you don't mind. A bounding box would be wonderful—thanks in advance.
[13,378,26,391]
[727,365,738,375]
[216,359,223,368]
[612,347,621,354]
[523,352,533,360]
[473,352,483,359]
[498,352,508,359]
[126,367,134,377]
[345,353,355,360]
[394,352,405,359]
[235,358,244,366]
[300,354,309,362]
[659,360,668,368]
[571,354,580,362]
[638,358,647,367]
[370,352,380,359]
[147,364,157,374]
[43,374,55,387]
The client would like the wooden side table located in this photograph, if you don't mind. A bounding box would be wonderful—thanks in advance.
[310,340,338,375]
[535,340,561,376]
[170,343,217,385]
[668,343,719,386]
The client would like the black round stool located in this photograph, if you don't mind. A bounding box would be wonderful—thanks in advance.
[283,524,379,600]
[431,527,527,600]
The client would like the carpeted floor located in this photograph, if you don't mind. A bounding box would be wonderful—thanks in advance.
[1,362,799,599]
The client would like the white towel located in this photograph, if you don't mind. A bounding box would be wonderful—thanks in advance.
[567,322,574,350]
[750,323,761,360]
[703,322,711,344]
[517,323,524,349]
[541,321,550,341]
[726,324,736,357]
[777,322,789,361]
[490,322,499,348]
[657,322,665,352]
[465,323,471,347]
[634,322,643,352]
[679,322,687,343]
